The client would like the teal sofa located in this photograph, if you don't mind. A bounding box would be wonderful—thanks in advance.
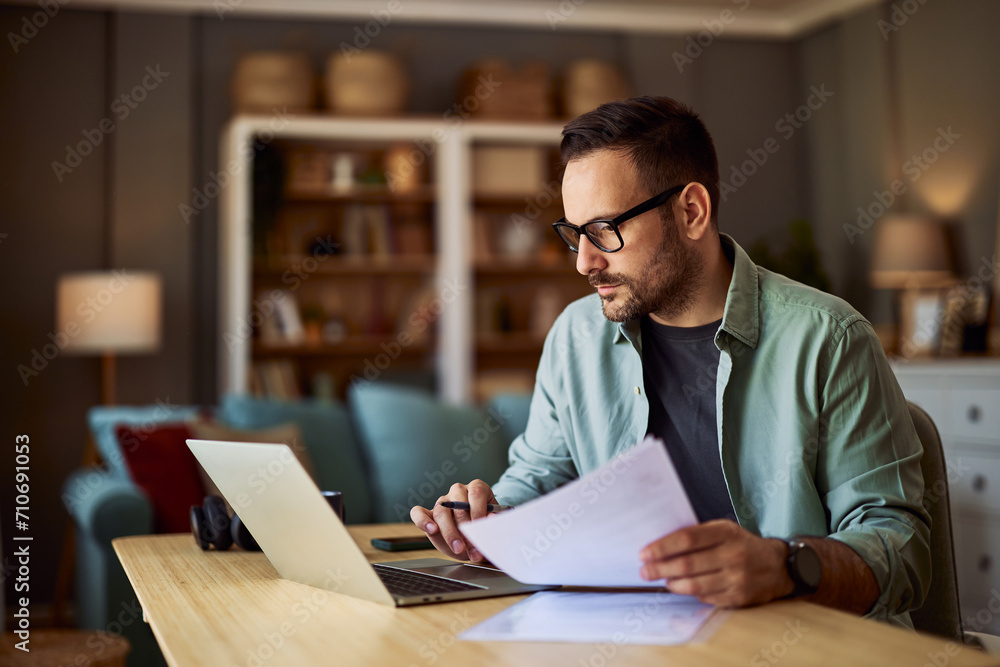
[62,386,531,666]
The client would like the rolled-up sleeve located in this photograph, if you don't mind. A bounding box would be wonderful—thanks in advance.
[818,318,931,623]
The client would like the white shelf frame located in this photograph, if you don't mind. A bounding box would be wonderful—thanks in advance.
[218,115,563,404]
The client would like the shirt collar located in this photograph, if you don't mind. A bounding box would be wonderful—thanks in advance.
[717,233,760,349]
[612,232,760,349]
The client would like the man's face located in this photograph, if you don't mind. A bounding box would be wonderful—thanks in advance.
[561,150,703,323]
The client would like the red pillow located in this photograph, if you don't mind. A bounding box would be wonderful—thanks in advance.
[116,423,205,534]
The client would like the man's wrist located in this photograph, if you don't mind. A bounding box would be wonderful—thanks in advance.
[770,538,795,600]
[783,537,824,598]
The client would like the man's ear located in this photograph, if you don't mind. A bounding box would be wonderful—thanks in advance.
[676,183,713,240]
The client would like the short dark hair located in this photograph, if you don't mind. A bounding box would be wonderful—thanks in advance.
[560,96,720,222]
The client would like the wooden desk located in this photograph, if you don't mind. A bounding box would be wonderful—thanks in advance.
[114,525,997,667]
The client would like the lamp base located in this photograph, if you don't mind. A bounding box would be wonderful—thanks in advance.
[102,352,116,406]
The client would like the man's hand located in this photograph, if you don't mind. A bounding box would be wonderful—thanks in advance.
[409,479,497,563]
[639,519,793,607]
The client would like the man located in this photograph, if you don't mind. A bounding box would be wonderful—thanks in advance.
[410,96,930,627]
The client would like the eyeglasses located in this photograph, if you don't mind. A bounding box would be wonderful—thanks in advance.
[551,184,686,253]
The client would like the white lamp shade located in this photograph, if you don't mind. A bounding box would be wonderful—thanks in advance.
[869,216,955,289]
[57,271,162,354]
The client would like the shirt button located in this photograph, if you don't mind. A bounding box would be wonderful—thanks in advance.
[634,386,641,395]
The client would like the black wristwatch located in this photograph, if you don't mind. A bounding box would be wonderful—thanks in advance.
[784,539,822,598]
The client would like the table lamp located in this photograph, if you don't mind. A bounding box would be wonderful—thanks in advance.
[56,271,163,405]
[870,216,955,355]
[870,216,955,290]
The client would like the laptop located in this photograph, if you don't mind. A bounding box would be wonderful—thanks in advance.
[186,439,555,606]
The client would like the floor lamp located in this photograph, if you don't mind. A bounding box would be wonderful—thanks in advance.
[52,271,163,627]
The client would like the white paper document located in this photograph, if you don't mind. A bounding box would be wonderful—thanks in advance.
[459,435,697,587]
[459,591,714,645]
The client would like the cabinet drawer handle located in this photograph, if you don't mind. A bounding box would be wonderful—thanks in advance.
[979,554,992,573]
[972,475,988,493]
[967,405,982,423]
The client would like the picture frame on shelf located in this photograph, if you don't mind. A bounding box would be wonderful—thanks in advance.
[898,289,945,358]
[962,286,991,352]
[938,289,966,357]
[940,284,991,355]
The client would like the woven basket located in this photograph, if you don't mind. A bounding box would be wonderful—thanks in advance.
[231,51,314,114]
[324,50,409,116]
[562,59,629,118]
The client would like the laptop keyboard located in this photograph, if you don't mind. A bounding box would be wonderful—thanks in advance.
[372,564,484,598]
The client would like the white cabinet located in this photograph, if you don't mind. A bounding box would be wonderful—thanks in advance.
[892,359,1000,633]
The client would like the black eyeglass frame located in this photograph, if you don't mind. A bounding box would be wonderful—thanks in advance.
[551,184,686,253]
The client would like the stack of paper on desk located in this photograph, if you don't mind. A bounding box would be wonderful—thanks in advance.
[459,591,713,645]
[459,435,698,587]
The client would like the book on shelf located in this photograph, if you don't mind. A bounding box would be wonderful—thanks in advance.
[252,360,302,400]
[256,289,306,347]
[341,204,392,258]
[285,147,333,193]
[530,286,563,340]
[393,215,432,257]
[256,290,284,346]
[274,290,305,344]
[368,206,391,257]
[396,283,438,345]
[473,212,494,263]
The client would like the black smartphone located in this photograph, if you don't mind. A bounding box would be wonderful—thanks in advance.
[371,536,435,552]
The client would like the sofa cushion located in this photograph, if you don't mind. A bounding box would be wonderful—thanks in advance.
[487,393,532,444]
[349,382,511,523]
[188,420,311,508]
[116,423,205,534]
[88,404,202,479]
[217,394,372,524]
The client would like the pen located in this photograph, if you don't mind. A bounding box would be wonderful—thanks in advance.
[437,501,514,513]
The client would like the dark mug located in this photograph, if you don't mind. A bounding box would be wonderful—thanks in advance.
[322,491,345,523]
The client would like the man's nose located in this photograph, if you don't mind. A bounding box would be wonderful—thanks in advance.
[576,235,608,276]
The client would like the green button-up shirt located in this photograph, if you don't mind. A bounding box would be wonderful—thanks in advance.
[492,234,930,627]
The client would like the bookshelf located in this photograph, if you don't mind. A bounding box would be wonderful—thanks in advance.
[219,115,586,404]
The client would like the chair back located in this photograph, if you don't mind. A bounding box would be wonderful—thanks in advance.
[906,401,963,641]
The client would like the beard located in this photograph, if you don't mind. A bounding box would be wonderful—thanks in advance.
[588,217,704,323]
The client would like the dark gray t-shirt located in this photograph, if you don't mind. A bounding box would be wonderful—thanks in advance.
[641,315,736,523]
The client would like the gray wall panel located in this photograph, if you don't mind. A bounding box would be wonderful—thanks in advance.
[0,7,109,606]
[697,39,805,246]
[799,23,848,295]
[110,13,195,406]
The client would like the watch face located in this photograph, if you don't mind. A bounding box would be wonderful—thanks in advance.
[792,542,822,589]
